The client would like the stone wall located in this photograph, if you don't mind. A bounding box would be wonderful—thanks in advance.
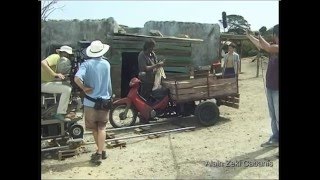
[41,18,221,65]
[41,17,120,59]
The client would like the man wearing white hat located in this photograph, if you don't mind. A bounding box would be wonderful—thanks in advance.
[41,45,74,121]
[74,40,112,165]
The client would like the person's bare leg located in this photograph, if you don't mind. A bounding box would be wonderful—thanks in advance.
[97,128,106,154]
[92,130,99,150]
[97,110,108,154]
[85,107,99,151]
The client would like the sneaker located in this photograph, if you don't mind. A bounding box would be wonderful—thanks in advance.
[101,151,107,159]
[90,153,102,165]
[261,140,279,147]
[91,151,107,160]
[53,114,71,121]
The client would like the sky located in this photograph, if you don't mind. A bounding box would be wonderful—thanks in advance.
[46,1,279,31]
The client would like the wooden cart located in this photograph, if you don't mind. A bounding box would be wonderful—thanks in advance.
[162,70,240,126]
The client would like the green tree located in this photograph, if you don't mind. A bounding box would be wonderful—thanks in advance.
[219,14,251,34]
[259,26,267,35]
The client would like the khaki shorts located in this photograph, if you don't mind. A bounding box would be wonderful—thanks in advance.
[84,106,109,131]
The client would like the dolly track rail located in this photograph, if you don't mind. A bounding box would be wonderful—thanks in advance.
[84,120,170,134]
[84,126,195,145]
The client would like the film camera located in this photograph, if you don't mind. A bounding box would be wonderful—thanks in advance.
[69,41,91,90]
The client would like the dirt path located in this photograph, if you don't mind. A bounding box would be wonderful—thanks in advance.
[41,56,278,179]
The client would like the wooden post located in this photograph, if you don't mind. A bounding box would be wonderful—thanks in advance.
[190,66,194,79]
[239,41,242,73]
[256,55,260,77]
[206,75,210,98]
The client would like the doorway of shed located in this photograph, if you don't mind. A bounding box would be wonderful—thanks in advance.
[121,52,140,97]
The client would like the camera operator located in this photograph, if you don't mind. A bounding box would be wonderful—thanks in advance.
[41,46,74,121]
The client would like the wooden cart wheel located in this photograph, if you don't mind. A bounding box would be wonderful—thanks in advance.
[195,101,220,126]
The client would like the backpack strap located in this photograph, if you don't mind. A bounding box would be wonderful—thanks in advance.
[85,95,97,102]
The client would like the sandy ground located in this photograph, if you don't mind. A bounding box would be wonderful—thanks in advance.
[41,56,278,179]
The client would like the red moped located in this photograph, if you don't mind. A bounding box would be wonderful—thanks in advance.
[109,76,195,128]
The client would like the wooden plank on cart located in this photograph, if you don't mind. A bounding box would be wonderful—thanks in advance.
[162,76,236,89]
[163,76,238,102]
[208,82,238,96]
[168,81,237,95]
[218,93,240,109]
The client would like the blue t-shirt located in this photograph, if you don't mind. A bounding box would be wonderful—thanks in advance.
[75,57,112,107]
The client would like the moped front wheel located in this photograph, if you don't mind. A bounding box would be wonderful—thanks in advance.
[109,104,137,128]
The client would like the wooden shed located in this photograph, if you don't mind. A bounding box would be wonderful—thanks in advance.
[105,33,203,98]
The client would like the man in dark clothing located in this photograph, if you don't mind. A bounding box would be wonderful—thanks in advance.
[246,25,279,148]
[138,39,164,100]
